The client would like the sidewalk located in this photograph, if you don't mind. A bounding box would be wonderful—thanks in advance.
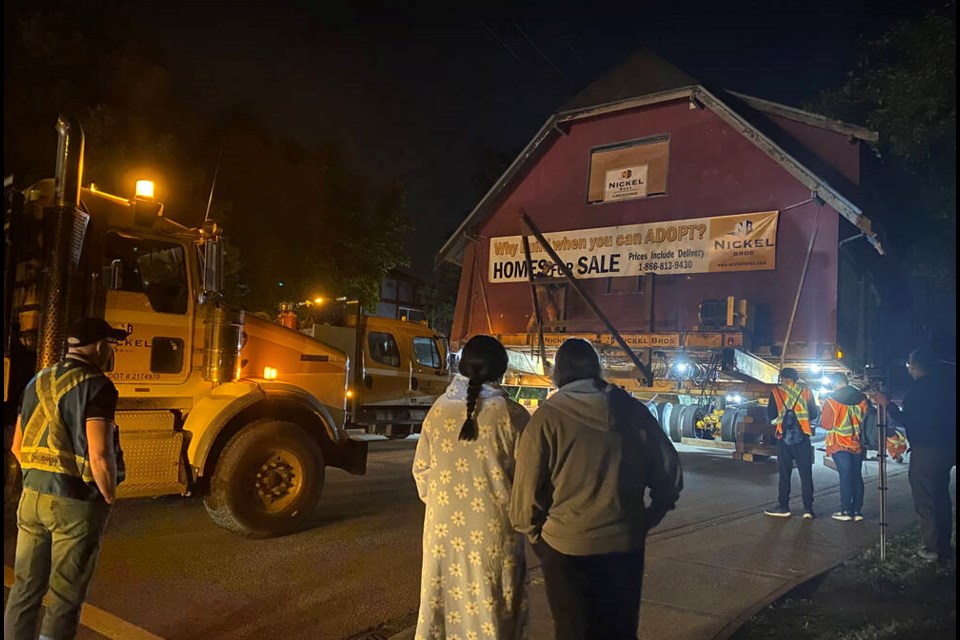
[391,447,928,640]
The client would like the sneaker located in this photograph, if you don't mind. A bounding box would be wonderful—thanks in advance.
[852,513,864,522]
[803,510,816,520]
[831,512,853,522]
[764,506,791,517]
[917,548,939,563]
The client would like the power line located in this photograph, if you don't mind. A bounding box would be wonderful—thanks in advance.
[479,20,527,67]
[513,22,572,86]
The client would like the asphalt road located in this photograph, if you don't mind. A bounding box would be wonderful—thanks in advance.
[5,432,908,640]
[4,438,426,640]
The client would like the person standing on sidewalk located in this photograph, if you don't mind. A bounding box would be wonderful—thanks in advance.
[510,339,682,640]
[876,349,956,562]
[412,335,531,640]
[4,317,128,640]
[764,367,820,519]
[820,373,870,522]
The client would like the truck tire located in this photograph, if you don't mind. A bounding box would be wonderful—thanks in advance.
[204,419,325,538]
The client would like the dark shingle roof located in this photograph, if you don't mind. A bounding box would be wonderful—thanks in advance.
[560,50,699,112]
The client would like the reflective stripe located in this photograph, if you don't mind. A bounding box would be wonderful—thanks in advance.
[824,397,865,454]
[20,366,100,483]
[772,384,812,435]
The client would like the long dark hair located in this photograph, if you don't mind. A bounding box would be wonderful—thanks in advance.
[457,335,509,441]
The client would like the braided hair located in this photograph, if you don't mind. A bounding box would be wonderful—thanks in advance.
[457,335,509,441]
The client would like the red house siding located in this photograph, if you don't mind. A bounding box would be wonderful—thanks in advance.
[763,114,862,186]
[452,99,851,351]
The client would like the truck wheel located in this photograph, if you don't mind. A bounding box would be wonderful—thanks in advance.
[204,420,325,538]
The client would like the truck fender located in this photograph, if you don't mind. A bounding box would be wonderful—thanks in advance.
[185,381,267,474]
[257,380,346,443]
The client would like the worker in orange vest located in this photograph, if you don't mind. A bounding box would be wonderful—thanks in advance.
[276,303,298,330]
[764,367,820,519]
[820,373,870,522]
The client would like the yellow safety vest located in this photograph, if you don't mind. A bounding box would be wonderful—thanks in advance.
[19,365,101,483]
[772,384,813,436]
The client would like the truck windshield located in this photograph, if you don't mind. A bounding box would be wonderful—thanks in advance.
[105,233,189,314]
[413,336,441,369]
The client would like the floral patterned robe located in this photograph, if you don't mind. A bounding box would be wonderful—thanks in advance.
[413,376,530,640]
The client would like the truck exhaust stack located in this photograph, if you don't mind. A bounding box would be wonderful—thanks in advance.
[37,115,89,369]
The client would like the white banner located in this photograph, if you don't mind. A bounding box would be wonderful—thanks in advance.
[489,211,779,283]
[604,165,648,201]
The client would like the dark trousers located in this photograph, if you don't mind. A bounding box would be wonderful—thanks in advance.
[777,439,814,511]
[832,450,864,515]
[908,446,956,557]
[3,489,111,640]
[534,540,645,640]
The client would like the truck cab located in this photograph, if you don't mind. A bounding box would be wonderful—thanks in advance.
[303,306,451,439]
[4,117,371,537]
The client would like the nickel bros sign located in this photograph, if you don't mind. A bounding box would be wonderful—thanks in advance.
[489,211,779,283]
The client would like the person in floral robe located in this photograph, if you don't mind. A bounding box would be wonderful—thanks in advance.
[413,335,530,640]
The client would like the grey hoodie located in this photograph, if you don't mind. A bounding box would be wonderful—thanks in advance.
[509,378,683,556]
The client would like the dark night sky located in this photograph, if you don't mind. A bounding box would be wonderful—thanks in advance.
[131,0,942,279]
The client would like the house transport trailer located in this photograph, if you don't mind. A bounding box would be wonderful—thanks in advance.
[2,115,444,537]
[437,51,885,460]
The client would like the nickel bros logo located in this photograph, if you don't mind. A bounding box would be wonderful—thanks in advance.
[488,211,779,283]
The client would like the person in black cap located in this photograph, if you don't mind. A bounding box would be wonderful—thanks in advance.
[4,317,128,640]
[876,349,956,562]
[764,367,820,519]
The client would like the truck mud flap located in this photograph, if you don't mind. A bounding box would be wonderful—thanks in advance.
[340,437,369,475]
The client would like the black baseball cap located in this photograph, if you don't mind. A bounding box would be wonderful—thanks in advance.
[779,367,800,382]
[67,317,130,347]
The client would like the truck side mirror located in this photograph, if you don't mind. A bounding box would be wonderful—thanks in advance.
[104,259,123,290]
[199,220,224,301]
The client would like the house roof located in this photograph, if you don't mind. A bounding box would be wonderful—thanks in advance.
[437,50,882,266]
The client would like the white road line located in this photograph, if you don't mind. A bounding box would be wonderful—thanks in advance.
[4,566,166,640]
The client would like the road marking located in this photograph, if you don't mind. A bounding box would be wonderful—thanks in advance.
[4,566,166,640]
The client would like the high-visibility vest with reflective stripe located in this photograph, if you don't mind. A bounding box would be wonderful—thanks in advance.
[823,396,866,455]
[20,365,101,483]
[772,384,813,436]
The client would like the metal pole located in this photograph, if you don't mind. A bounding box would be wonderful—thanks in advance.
[519,233,548,372]
[779,203,823,370]
[877,401,888,561]
[519,210,654,386]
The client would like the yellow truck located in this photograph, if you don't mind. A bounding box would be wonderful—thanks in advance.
[3,116,448,536]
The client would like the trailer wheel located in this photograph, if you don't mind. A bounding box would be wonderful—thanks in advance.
[204,419,325,538]
[720,409,741,443]
[668,404,683,443]
[656,402,674,440]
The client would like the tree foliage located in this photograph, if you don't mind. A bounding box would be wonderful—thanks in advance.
[4,0,412,315]
[813,3,956,288]
[417,262,462,338]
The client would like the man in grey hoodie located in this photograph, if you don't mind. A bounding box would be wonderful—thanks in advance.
[509,339,683,640]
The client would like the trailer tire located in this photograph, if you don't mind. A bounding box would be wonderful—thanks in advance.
[656,402,674,440]
[204,419,325,538]
[720,409,741,443]
[668,404,683,443]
